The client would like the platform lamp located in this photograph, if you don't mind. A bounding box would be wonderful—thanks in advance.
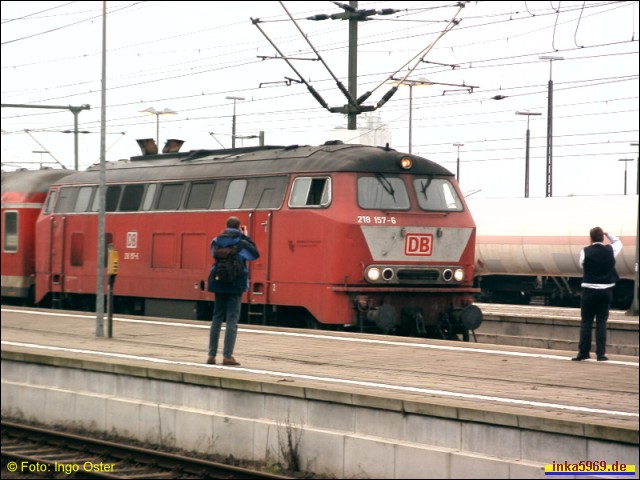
[139,107,177,148]
[515,111,542,198]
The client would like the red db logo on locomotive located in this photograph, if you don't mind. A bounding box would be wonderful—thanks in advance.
[405,234,433,256]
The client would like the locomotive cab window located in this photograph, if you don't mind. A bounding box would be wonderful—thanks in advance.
[74,186,94,212]
[55,186,79,213]
[3,211,18,252]
[289,177,331,207]
[357,175,409,210]
[43,190,58,214]
[413,178,463,211]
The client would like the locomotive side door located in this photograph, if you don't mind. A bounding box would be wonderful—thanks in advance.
[247,211,271,314]
[49,215,66,298]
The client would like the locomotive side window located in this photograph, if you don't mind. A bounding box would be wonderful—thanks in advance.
[357,176,409,210]
[74,186,94,212]
[413,178,463,211]
[120,184,145,211]
[106,186,122,212]
[224,179,247,209]
[185,182,215,210]
[141,184,157,211]
[242,176,288,209]
[289,177,331,207]
[155,183,184,210]
[3,211,18,252]
[91,185,122,212]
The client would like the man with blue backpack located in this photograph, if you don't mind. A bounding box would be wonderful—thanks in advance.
[207,216,260,366]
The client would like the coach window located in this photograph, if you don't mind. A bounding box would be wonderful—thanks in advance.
[185,182,215,210]
[73,186,93,212]
[141,184,157,211]
[3,211,18,252]
[155,183,184,210]
[413,178,463,211]
[120,184,145,211]
[224,179,247,209]
[289,177,331,207]
[357,175,409,210]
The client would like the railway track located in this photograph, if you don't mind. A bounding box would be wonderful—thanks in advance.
[1,421,293,479]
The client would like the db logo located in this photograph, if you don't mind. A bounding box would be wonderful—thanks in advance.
[126,232,138,249]
[405,234,433,256]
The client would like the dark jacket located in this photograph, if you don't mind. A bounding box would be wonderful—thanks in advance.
[208,228,260,294]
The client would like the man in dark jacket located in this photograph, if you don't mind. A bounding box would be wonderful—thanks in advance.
[572,227,623,362]
[207,216,259,366]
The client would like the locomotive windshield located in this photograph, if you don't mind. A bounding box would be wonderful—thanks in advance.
[413,178,463,211]
[357,176,410,210]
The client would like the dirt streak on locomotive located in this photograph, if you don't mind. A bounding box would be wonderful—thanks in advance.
[1,140,483,340]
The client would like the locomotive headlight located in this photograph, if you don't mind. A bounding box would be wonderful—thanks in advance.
[454,268,465,282]
[400,157,412,170]
[366,267,381,282]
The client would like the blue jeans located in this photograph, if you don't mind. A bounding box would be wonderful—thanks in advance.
[209,293,242,358]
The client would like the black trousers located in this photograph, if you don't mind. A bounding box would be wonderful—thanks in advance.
[578,287,613,358]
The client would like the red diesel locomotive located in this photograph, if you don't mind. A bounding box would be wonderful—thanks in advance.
[3,141,483,340]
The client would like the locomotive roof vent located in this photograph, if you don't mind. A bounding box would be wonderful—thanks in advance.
[135,138,185,157]
[136,138,158,156]
[323,140,344,146]
[163,139,184,154]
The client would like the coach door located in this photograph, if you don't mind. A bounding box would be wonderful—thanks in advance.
[247,211,271,322]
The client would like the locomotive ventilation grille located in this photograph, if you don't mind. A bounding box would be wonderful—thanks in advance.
[396,269,440,281]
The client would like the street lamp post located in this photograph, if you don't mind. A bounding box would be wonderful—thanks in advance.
[140,107,177,147]
[515,111,542,198]
[226,96,245,148]
[618,158,634,195]
[453,143,464,182]
[539,55,564,197]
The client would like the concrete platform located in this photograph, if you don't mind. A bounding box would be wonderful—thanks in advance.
[1,306,638,479]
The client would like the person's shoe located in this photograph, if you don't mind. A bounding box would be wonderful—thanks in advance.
[223,356,240,366]
[206,356,216,365]
[571,354,590,361]
[597,355,609,362]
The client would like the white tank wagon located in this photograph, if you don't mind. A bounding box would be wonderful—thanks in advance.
[467,194,638,307]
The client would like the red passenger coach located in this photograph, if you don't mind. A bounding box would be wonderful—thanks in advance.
[30,141,482,340]
[1,168,74,303]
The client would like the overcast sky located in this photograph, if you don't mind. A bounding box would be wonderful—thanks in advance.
[1,1,638,199]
